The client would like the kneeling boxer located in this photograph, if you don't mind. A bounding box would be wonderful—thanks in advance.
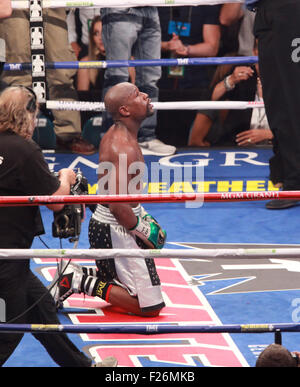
[51,82,166,317]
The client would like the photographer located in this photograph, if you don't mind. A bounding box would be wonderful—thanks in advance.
[0,86,117,367]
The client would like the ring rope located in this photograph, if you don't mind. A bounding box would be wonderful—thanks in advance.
[3,56,259,111]
[45,100,264,112]
[0,322,296,334]
[0,190,289,207]
[3,56,258,72]
[11,0,244,10]
[4,56,260,111]
[0,247,300,260]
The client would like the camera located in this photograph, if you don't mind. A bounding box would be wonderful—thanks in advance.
[52,168,89,242]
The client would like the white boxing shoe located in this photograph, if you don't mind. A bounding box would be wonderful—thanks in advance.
[49,259,83,308]
[139,139,176,156]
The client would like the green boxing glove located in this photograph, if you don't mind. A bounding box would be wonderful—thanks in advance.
[129,211,167,249]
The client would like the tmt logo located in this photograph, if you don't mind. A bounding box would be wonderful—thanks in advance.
[0,298,5,322]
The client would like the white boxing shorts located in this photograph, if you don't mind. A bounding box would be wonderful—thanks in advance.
[89,204,165,312]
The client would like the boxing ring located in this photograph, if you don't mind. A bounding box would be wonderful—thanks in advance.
[2,184,300,367]
[2,0,300,368]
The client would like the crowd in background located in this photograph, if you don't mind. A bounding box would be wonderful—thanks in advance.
[0,4,271,155]
[67,4,271,152]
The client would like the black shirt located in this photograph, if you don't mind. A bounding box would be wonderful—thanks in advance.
[0,130,60,248]
[158,5,220,90]
[220,67,258,138]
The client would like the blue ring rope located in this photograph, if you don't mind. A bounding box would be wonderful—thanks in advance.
[3,56,258,71]
[0,322,298,334]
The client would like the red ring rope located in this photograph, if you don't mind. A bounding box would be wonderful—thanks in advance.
[0,190,288,206]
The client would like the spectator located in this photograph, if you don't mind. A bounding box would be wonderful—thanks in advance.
[77,15,136,92]
[100,7,176,156]
[76,15,106,92]
[0,8,96,155]
[237,6,256,57]
[0,0,12,19]
[0,0,12,91]
[256,344,300,367]
[188,44,272,147]
[157,5,221,147]
[219,3,255,57]
[67,8,101,60]
[77,15,136,148]
[218,3,243,57]
[159,6,220,91]
[219,3,243,27]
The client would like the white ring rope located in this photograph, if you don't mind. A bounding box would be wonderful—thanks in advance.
[46,100,265,112]
[0,247,300,260]
[12,0,243,10]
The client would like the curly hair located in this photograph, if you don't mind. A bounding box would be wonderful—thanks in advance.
[0,86,38,139]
